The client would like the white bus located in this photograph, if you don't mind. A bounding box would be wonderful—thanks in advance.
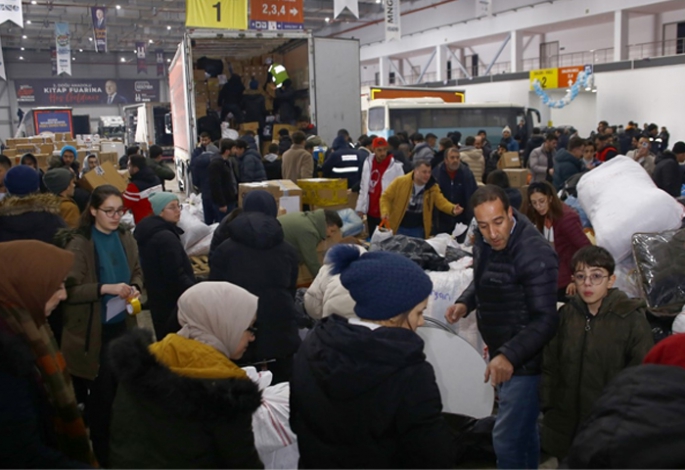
[363,98,541,142]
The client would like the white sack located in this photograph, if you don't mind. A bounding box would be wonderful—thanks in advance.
[578,156,683,262]
[185,223,218,257]
[178,209,212,250]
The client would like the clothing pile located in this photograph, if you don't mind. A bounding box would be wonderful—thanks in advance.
[578,156,684,262]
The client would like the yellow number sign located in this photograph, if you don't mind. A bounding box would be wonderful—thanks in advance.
[186,0,248,30]
[529,68,558,91]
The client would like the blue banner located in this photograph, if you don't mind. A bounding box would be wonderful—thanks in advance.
[33,109,73,134]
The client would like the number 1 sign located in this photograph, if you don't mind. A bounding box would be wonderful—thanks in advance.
[186,0,248,30]
[249,0,304,31]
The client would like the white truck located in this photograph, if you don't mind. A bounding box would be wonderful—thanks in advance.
[168,30,362,194]
[123,102,174,158]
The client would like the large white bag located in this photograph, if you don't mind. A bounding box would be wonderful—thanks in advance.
[577,156,683,262]
[369,220,393,252]
[178,209,212,251]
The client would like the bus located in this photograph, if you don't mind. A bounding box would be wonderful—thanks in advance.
[364,99,541,142]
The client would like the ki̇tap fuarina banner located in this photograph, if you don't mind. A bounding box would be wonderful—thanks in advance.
[14,78,160,106]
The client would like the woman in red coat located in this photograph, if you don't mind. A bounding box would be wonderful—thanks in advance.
[523,182,591,301]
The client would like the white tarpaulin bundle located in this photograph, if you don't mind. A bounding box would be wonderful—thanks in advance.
[578,156,684,262]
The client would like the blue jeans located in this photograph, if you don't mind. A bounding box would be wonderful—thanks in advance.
[493,374,541,469]
[396,225,424,238]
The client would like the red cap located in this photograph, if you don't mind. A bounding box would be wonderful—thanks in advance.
[372,137,388,148]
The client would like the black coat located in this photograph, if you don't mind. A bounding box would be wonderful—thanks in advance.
[653,151,682,197]
[134,216,195,337]
[109,329,263,469]
[241,91,267,127]
[457,211,559,375]
[0,193,66,243]
[432,162,478,234]
[0,330,89,469]
[130,166,161,192]
[290,315,457,469]
[278,136,293,156]
[504,187,523,211]
[208,156,239,208]
[567,364,685,469]
[209,212,301,361]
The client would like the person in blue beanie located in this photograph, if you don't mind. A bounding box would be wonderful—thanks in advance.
[49,145,80,176]
[290,245,457,469]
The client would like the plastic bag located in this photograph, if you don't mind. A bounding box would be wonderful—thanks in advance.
[379,234,450,271]
[178,210,213,251]
[632,228,685,314]
[338,208,364,238]
[369,219,393,251]
[186,225,218,257]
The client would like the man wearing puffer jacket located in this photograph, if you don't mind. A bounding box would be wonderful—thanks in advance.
[446,185,558,470]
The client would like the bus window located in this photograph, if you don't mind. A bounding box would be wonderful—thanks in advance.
[368,107,385,132]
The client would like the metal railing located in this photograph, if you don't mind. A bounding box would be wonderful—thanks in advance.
[628,38,685,60]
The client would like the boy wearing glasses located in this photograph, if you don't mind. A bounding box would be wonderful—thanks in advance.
[541,245,653,460]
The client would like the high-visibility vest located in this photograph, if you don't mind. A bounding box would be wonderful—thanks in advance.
[268,63,289,88]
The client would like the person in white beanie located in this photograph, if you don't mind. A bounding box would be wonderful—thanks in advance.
[501,125,519,152]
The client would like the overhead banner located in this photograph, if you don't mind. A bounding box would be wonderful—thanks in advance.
[0,0,23,27]
[136,41,147,74]
[0,36,6,81]
[50,46,57,76]
[333,0,358,19]
[248,0,304,31]
[14,78,160,106]
[55,22,71,76]
[186,0,247,30]
[384,0,400,42]
[91,7,107,53]
[156,49,165,77]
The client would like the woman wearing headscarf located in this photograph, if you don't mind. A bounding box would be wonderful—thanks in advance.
[290,245,456,468]
[209,190,300,384]
[108,282,263,469]
[56,184,143,467]
[0,240,97,468]
[134,192,195,338]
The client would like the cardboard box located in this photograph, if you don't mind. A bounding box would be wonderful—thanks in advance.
[238,179,302,214]
[498,151,521,169]
[35,154,50,171]
[503,169,529,188]
[195,104,207,119]
[207,77,220,90]
[98,152,118,167]
[193,69,206,80]
[79,161,127,192]
[39,143,54,155]
[296,230,343,286]
[297,178,348,206]
[310,190,358,211]
[28,136,44,144]
[3,149,17,157]
[239,121,260,135]
[15,144,38,153]
[273,124,298,139]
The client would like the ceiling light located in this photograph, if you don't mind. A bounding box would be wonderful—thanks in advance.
[26,20,31,24]
[325,17,330,22]
[89,37,93,41]
[148,39,153,44]
[166,58,171,62]
[376,0,381,3]
[120,57,126,62]
[30,0,36,4]
[20,47,24,51]
[19,56,24,60]
[22,35,27,39]
[167,25,171,30]
[116,4,121,9]
[79,48,83,52]
[72,57,75,61]
[133,49,136,53]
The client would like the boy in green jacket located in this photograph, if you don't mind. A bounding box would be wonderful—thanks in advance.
[541,245,654,460]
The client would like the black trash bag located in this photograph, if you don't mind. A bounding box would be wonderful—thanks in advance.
[196,56,224,77]
[443,413,496,466]
[378,235,450,271]
[632,228,685,315]
[445,245,472,264]
[646,309,676,343]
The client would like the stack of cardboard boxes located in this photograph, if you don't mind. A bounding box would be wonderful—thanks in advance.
[498,151,530,199]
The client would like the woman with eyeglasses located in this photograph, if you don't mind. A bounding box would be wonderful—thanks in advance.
[108,282,263,469]
[522,181,591,302]
[134,192,196,338]
[56,184,143,467]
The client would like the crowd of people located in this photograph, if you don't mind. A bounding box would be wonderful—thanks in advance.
[1,114,684,470]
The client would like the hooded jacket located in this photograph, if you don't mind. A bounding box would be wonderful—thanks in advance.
[380,171,456,239]
[56,226,143,380]
[412,142,434,162]
[457,211,559,375]
[279,209,327,277]
[208,156,239,209]
[321,137,363,188]
[355,154,405,216]
[146,158,175,183]
[0,193,66,243]
[541,289,654,459]
[529,144,554,183]
[123,166,162,223]
[278,135,293,156]
[567,365,685,469]
[553,149,584,190]
[209,212,300,361]
[238,149,267,183]
[523,134,545,168]
[134,216,195,337]
[109,329,263,469]
[652,151,682,197]
[241,90,267,127]
[290,315,456,469]
[190,146,219,198]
